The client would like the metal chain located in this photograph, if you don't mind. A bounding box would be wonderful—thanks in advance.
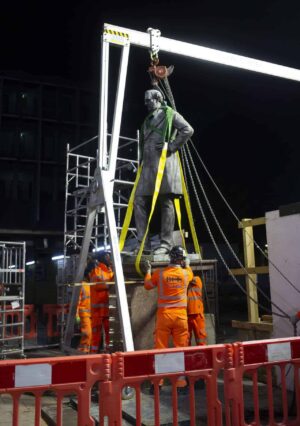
[159,76,292,319]
[182,144,289,319]
[161,75,298,297]
[188,139,300,295]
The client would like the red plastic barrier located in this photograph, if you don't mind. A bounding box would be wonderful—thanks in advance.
[0,353,111,426]
[102,344,230,426]
[224,337,300,426]
[43,304,68,340]
[24,304,37,339]
[1,336,300,425]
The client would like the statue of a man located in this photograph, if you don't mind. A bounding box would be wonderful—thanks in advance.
[133,89,194,255]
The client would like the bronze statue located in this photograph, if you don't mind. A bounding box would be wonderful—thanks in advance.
[134,89,194,255]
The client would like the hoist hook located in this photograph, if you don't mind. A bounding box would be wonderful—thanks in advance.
[147,27,174,86]
[147,28,161,64]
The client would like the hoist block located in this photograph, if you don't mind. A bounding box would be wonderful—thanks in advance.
[148,65,174,80]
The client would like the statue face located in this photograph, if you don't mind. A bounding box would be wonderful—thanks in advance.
[144,94,161,112]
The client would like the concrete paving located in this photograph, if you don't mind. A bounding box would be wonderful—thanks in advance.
[0,393,51,426]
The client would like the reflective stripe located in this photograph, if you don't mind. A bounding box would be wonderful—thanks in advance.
[157,269,188,307]
[81,295,90,301]
[195,338,207,344]
[190,288,202,294]
[182,269,189,290]
[158,302,187,308]
[161,295,184,300]
[79,308,91,313]
[187,296,202,301]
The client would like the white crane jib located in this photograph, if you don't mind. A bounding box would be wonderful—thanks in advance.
[63,23,300,354]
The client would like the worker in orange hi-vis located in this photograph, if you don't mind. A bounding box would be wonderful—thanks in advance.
[144,245,193,392]
[187,275,207,346]
[89,251,114,354]
[76,267,92,353]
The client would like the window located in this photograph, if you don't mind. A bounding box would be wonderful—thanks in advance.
[42,86,57,119]
[0,127,16,156]
[59,89,75,122]
[42,124,57,161]
[80,91,97,123]
[2,82,19,114]
[17,166,33,202]
[21,85,39,116]
[18,123,37,159]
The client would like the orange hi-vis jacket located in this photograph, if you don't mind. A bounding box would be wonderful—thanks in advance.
[89,262,114,317]
[187,276,204,315]
[76,281,91,318]
[144,265,194,310]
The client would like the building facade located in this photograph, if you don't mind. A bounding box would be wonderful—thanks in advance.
[0,71,98,260]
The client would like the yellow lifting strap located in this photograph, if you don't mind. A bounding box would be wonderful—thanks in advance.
[135,141,169,276]
[173,197,186,251]
[177,152,202,257]
[119,149,201,274]
[118,112,201,275]
[119,165,143,252]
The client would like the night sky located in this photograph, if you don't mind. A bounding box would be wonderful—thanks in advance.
[1,0,300,240]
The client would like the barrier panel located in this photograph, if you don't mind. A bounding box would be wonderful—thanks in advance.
[24,304,37,340]
[2,305,22,338]
[0,353,111,426]
[1,337,300,425]
[101,344,231,426]
[43,304,68,341]
[224,337,300,426]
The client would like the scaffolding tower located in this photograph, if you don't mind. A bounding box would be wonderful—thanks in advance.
[59,133,139,341]
[0,241,26,359]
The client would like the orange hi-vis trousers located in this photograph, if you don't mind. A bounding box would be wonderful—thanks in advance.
[155,307,189,387]
[78,316,92,353]
[155,308,189,349]
[188,314,207,346]
[77,282,91,353]
[90,316,109,354]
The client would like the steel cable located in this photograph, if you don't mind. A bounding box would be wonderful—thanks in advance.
[159,76,291,319]
[183,144,289,319]
[181,145,289,319]
[188,140,300,295]
[160,75,299,295]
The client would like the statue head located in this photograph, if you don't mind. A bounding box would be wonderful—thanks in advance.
[144,89,163,112]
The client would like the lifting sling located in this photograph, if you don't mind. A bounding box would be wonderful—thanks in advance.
[119,105,201,275]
